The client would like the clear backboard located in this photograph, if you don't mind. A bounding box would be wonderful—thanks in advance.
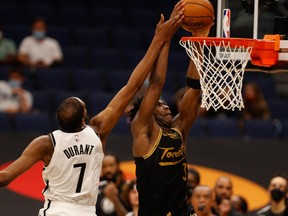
[214,0,288,72]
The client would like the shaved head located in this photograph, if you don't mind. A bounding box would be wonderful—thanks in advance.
[215,176,233,200]
[56,97,86,132]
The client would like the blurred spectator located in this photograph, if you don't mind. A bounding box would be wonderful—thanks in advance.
[121,180,138,216]
[96,153,128,216]
[231,195,248,215]
[213,176,242,216]
[0,68,33,114]
[18,17,63,69]
[257,173,288,216]
[0,24,17,65]
[191,185,216,216]
[186,168,201,206]
[242,82,271,120]
[214,176,233,205]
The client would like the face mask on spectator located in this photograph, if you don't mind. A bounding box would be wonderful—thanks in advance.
[9,80,21,88]
[33,31,46,40]
[271,188,285,202]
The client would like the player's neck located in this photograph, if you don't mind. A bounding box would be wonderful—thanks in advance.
[160,126,172,133]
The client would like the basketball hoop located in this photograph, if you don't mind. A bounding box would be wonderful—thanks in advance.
[179,36,279,111]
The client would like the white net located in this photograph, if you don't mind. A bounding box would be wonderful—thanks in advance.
[179,39,253,111]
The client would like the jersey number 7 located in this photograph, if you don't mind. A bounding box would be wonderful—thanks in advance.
[73,163,86,193]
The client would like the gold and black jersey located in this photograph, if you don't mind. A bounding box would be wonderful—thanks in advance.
[134,128,189,216]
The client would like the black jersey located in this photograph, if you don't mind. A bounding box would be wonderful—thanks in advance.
[134,128,189,216]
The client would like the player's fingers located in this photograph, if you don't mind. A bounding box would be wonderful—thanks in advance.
[174,0,185,11]
[170,0,185,18]
[172,13,184,26]
[157,14,164,26]
[160,14,165,23]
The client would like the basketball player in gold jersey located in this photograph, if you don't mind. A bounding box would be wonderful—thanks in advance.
[128,22,212,216]
[0,2,185,215]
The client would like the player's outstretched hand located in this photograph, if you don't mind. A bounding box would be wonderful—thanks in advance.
[170,0,186,19]
[154,11,184,43]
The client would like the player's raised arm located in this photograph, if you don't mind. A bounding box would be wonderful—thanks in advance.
[0,135,52,188]
[90,2,185,145]
[130,40,171,156]
[173,24,213,143]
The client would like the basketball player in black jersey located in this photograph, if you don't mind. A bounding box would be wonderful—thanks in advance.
[0,4,185,215]
[128,23,212,216]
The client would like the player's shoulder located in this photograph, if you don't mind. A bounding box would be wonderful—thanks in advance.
[32,134,53,147]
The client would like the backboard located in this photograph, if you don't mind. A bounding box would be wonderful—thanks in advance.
[215,0,288,72]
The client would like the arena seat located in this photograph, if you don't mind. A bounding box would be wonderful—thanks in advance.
[268,99,288,119]
[123,49,145,69]
[188,118,206,138]
[111,116,131,135]
[205,118,242,138]
[59,5,91,27]
[126,9,158,28]
[31,90,52,113]
[14,113,51,133]
[92,48,123,69]
[168,51,190,71]
[93,8,126,27]
[282,120,288,139]
[62,46,89,67]
[26,2,58,25]
[89,92,114,116]
[74,27,110,48]
[0,113,11,132]
[4,25,30,46]
[71,68,104,91]
[105,69,131,92]
[0,2,25,25]
[111,28,144,50]
[243,119,276,138]
[48,26,73,46]
[35,68,70,91]
[163,72,184,94]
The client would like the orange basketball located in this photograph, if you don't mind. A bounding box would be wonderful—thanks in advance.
[182,0,214,32]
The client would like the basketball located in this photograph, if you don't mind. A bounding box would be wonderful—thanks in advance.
[182,0,215,32]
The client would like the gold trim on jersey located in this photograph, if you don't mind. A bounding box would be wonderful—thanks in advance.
[159,156,185,166]
[171,127,184,142]
[143,128,163,160]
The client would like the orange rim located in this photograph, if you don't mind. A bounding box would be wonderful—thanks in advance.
[180,36,280,67]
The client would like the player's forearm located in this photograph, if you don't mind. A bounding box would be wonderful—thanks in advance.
[149,41,171,86]
[186,59,200,80]
[0,171,12,188]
